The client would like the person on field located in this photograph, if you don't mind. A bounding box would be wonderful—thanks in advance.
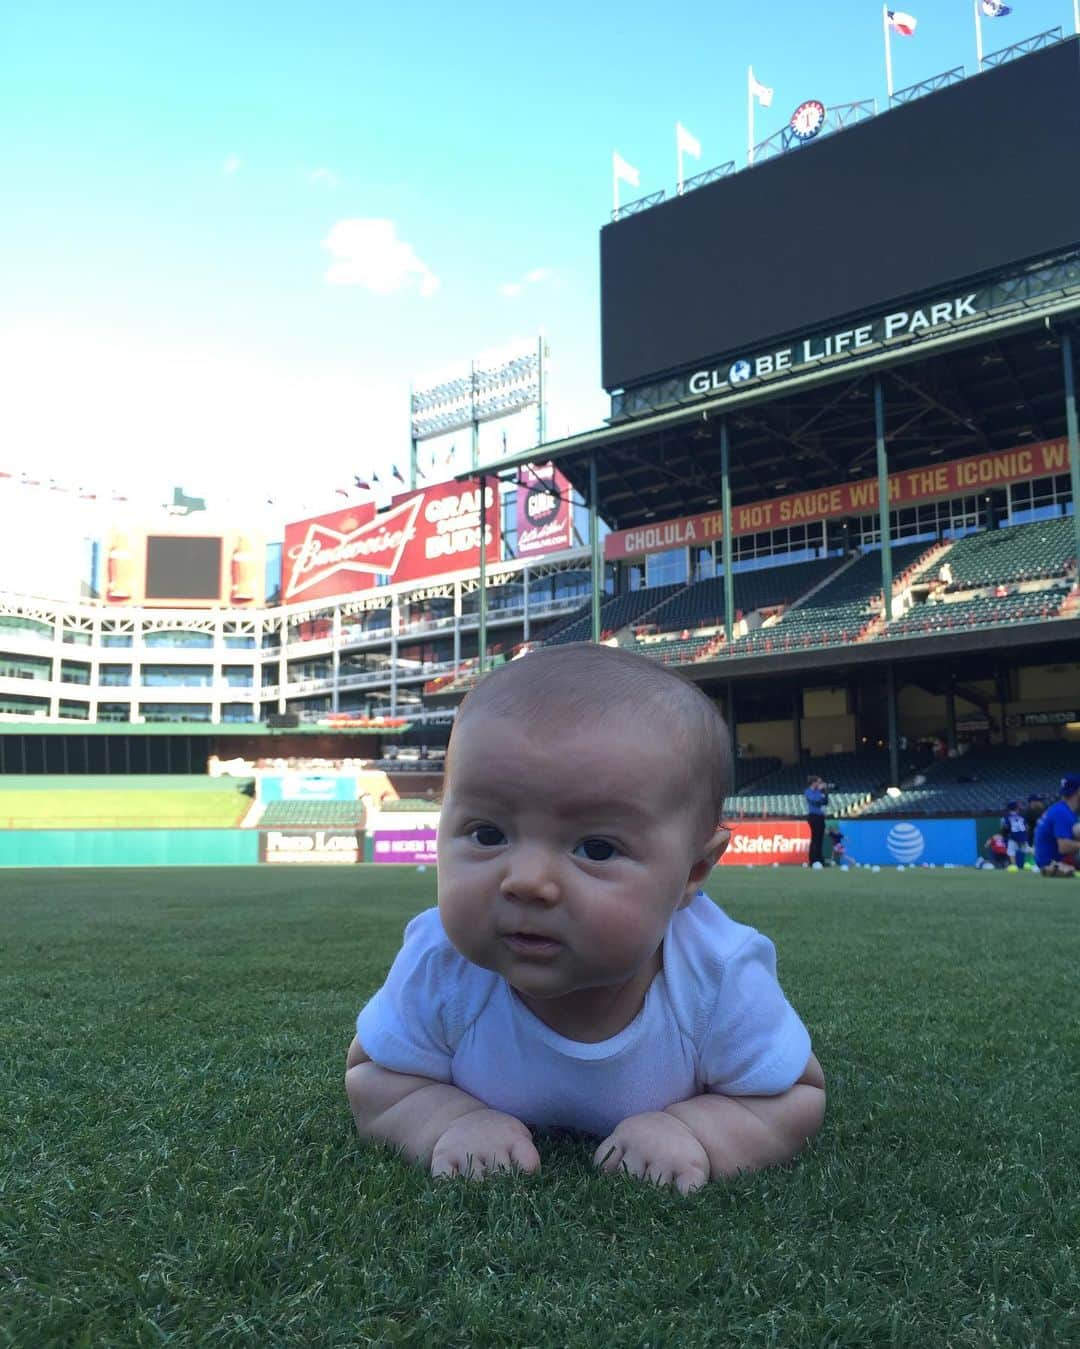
[1033,774,1080,877]
[346,643,824,1194]
[1022,794,1046,870]
[1000,801,1028,870]
[804,775,830,866]
[828,829,852,868]
[984,832,1010,870]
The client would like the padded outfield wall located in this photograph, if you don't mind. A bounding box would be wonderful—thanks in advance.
[0,829,258,868]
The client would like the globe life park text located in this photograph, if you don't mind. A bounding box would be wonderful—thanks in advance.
[687,293,981,397]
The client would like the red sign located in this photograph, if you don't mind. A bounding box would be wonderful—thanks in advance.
[515,463,573,557]
[719,821,810,866]
[283,480,500,602]
[605,438,1070,562]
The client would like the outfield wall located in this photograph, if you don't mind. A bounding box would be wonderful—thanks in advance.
[0,817,986,868]
[0,829,258,868]
[835,819,977,867]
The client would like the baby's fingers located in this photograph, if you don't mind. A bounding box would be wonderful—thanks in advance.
[593,1139,625,1174]
[508,1137,542,1173]
[674,1164,708,1196]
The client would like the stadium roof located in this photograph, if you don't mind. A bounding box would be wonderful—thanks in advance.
[475,290,1080,534]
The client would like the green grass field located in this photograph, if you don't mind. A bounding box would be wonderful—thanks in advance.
[2,865,1078,1346]
[0,789,249,830]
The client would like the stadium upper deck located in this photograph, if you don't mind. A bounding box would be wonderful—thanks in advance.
[1,37,1078,781]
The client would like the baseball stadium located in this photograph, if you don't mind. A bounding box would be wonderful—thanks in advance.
[5,29,1080,1347]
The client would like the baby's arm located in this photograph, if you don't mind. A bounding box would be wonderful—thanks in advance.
[345,1036,540,1178]
[664,1053,826,1177]
[594,1055,824,1193]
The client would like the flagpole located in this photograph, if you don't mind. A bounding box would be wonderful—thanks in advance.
[612,152,620,219]
[974,0,983,71]
[1074,0,1079,35]
[747,67,754,165]
[676,123,684,196]
[883,5,894,100]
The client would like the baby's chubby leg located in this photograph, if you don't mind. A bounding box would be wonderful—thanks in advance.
[345,1037,540,1179]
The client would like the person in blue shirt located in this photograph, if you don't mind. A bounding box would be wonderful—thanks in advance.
[805,775,829,866]
[1033,774,1080,877]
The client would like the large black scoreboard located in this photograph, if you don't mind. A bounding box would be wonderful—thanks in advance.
[600,37,1080,392]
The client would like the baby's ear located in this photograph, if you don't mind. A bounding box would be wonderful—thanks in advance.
[679,824,731,905]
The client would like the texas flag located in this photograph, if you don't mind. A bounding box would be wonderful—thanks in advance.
[886,9,917,35]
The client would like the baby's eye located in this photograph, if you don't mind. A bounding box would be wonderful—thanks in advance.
[574,837,618,862]
[470,824,506,847]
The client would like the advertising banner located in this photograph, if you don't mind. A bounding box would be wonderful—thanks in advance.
[282,480,500,602]
[261,829,362,864]
[258,774,359,802]
[839,819,977,867]
[373,828,439,864]
[719,820,810,866]
[515,463,573,558]
[604,439,1070,562]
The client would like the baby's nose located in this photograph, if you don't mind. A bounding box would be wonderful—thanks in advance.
[500,846,561,904]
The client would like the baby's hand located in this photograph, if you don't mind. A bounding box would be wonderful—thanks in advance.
[594,1111,710,1195]
[431,1108,540,1180]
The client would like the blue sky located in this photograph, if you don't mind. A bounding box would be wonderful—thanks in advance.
[2,0,1073,516]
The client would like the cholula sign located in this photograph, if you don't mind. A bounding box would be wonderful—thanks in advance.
[605,438,1070,562]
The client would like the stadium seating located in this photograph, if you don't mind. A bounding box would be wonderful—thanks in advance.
[937,517,1076,590]
[857,743,1079,816]
[733,756,781,790]
[634,633,716,666]
[725,752,914,818]
[880,584,1071,640]
[540,585,683,645]
[728,542,931,655]
[259,800,364,827]
[639,557,844,635]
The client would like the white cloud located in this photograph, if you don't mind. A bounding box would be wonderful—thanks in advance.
[309,166,340,189]
[499,266,553,299]
[221,153,242,177]
[322,218,439,297]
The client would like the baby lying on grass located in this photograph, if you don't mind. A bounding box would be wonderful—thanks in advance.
[346,643,824,1194]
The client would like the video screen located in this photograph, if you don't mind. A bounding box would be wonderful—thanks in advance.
[145,535,222,600]
[600,39,1080,390]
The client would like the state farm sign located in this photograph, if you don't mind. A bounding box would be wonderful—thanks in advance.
[283,480,500,602]
[718,821,810,866]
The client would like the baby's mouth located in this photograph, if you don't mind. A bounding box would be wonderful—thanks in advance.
[503,931,562,951]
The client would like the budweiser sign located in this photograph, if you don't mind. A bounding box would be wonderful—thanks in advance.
[282,480,500,602]
[284,497,422,601]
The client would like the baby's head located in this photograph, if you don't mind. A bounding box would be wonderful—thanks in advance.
[436,643,733,1023]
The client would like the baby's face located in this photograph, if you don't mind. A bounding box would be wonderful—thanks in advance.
[437,709,716,1036]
